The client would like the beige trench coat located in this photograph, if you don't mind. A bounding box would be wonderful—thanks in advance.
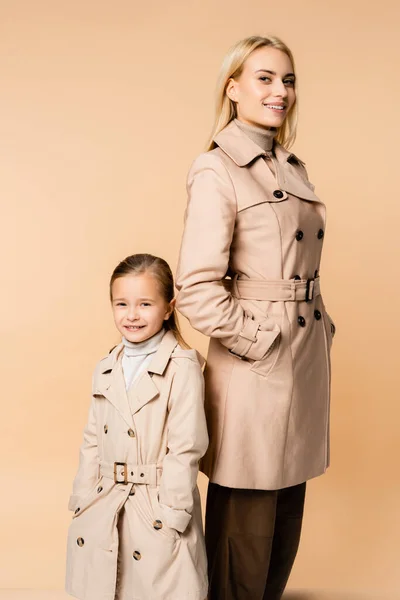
[66,331,208,600]
[176,120,335,491]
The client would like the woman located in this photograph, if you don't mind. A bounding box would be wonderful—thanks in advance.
[176,35,335,600]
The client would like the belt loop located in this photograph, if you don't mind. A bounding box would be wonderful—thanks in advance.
[289,281,296,301]
[305,278,314,302]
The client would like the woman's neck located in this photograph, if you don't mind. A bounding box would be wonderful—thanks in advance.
[234,118,276,153]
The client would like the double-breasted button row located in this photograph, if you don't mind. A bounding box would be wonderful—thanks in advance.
[298,311,323,327]
[104,424,136,438]
[295,229,324,241]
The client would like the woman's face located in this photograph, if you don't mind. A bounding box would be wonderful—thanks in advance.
[226,46,296,130]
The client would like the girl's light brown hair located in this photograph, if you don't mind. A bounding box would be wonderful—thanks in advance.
[110,253,188,348]
[206,35,298,151]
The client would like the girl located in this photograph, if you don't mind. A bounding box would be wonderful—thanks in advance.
[66,254,209,600]
[176,36,336,599]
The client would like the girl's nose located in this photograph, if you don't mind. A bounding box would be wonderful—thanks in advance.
[127,308,139,320]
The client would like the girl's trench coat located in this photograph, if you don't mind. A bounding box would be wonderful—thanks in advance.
[176,120,335,491]
[66,331,209,600]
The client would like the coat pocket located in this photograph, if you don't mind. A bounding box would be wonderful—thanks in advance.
[135,486,180,544]
[71,476,108,519]
[248,326,281,378]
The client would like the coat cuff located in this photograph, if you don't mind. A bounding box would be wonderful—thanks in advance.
[230,318,280,361]
[158,502,192,533]
[68,494,79,511]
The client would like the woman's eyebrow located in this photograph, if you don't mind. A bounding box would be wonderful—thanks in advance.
[255,69,295,78]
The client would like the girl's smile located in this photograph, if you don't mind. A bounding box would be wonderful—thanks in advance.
[111,273,175,343]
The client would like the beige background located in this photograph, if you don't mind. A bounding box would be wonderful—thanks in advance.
[1,0,399,597]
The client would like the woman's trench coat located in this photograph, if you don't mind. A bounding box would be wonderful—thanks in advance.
[176,120,335,491]
[66,331,209,600]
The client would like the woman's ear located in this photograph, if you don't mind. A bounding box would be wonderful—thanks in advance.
[226,78,238,102]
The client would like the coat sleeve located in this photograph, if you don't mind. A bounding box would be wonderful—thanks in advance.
[176,152,279,361]
[158,360,208,533]
[68,389,100,511]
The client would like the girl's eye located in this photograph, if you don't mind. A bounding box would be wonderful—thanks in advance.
[259,76,271,83]
[116,302,126,307]
[284,79,295,87]
[141,303,151,307]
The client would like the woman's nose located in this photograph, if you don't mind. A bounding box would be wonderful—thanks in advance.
[272,79,288,97]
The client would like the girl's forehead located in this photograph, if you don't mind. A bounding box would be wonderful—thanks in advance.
[112,273,163,297]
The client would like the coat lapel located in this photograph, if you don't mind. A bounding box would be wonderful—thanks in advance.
[128,330,179,416]
[94,345,134,429]
[214,120,322,204]
[128,370,160,415]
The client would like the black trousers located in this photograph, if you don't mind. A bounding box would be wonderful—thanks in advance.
[205,481,306,600]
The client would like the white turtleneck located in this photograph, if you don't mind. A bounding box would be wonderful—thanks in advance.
[122,328,166,390]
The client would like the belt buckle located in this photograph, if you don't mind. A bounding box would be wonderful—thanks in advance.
[114,462,128,484]
[305,278,314,302]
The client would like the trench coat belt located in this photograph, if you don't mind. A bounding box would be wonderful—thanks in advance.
[100,461,163,485]
[230,276,321,302]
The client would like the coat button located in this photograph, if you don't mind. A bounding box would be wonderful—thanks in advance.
[128,429,135,438]
[293,275,301,281]
[314,310,322,320]
[273,190,284,199]
[298,316,306,327]
[104,425,108,434]
[317,229,324,239]
[295,230,304,241]
[77,538,84,547]
[74,508,80,515]
[133,551,142,561]
[97,486,103,493]
[153,520,163,530]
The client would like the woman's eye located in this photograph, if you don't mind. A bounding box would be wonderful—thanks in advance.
[259,76,271,83]
[284,79,295,87]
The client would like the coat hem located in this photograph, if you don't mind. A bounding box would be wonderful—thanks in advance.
[201,464,329,491]
[66,582,208,600]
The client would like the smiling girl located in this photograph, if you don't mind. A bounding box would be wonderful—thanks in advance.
[66,253,208,600]
[176,36,336,599]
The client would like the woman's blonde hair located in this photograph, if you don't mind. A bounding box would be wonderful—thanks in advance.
[206,35,298,151]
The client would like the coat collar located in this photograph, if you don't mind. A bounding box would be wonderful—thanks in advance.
[94,330,179,420]
[214,120,320,203]
[213,119,304,168]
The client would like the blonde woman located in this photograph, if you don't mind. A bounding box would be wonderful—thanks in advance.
[176,36,335,599]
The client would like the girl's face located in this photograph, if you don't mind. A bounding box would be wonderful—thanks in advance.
[111,273,175,343]
[226,46,296,130]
